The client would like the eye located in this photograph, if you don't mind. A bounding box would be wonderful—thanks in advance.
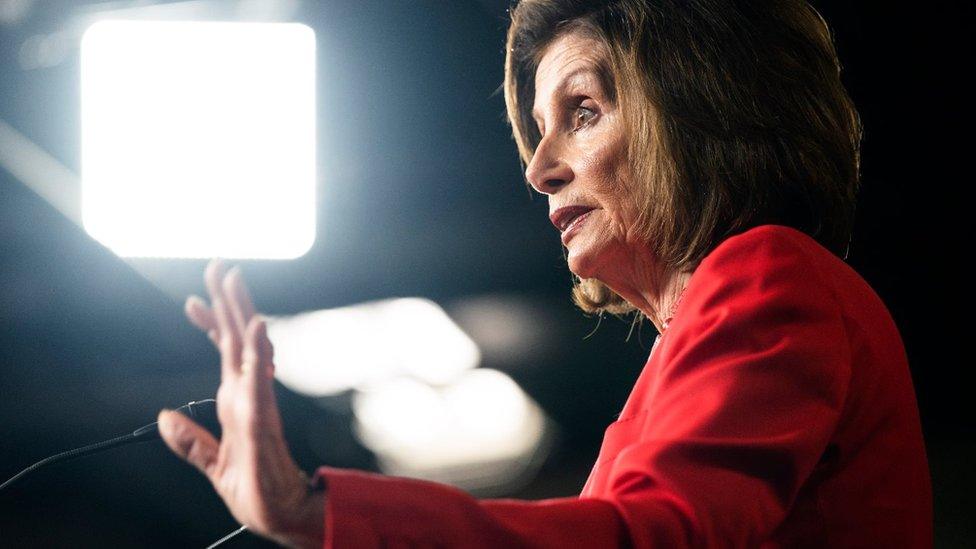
[572,105,596,132]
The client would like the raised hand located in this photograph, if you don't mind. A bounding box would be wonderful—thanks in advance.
[158,260,325,548]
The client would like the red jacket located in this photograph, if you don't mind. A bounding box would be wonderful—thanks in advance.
[313,224,932,547]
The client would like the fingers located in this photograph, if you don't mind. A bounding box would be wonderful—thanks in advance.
[197,259,261,377]
[185,295,218,334]
[158,409,220,480]
[241,317,281,434]
[242,316,274,379]
[224,267,257,336]
[205,259,228,304]
[214,294,243,377]
[204,260,243,376]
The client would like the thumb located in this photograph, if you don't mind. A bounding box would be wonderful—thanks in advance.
[158,409,220,479]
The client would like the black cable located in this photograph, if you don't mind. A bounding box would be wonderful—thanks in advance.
[0,432,138,492]
[0,398,216,493]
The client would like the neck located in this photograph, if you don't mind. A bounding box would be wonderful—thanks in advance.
[638,268,694,333]
[599,251,696,334]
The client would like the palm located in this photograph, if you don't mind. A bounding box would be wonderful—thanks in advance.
[157,261,322,546]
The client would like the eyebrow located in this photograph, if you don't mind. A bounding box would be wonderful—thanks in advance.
[531,66,606,125]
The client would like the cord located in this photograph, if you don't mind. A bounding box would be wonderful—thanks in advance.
[0,398,216,493]
[0,432,140,492]
[206,525,249,549]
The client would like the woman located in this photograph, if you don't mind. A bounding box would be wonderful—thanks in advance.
[158,1,932,546]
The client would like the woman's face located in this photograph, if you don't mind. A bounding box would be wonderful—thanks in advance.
[526,33,644,282]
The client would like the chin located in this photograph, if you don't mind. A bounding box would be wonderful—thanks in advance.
[566,247,600,280]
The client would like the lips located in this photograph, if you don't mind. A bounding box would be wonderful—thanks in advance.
[550,206,596,232]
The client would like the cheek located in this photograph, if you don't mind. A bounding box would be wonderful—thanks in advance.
[580,137,634,235]
[578,131,624,186]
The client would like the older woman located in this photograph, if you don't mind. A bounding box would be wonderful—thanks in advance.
[158,0,932,547]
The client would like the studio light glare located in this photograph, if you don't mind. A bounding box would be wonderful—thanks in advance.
[81,20,316,258]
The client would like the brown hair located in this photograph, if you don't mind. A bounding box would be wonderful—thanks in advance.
[504,0,862,315]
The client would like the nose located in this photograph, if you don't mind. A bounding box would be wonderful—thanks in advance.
[524,135,573,195]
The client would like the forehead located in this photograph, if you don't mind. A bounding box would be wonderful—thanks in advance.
[532,34,609,118]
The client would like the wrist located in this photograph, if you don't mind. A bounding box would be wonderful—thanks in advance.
[271,471,328,548]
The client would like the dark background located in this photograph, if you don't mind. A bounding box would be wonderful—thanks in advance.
[0,1,970,546]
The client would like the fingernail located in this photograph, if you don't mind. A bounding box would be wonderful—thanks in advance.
[225,266,241,288]
[205,260,221,286]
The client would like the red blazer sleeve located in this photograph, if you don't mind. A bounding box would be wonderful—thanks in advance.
[313,230,851,548]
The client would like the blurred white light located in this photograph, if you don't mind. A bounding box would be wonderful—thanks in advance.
[236,0,301,21]
[18,31,74,70]
[352,369,550,492]
[352,377,447,453]
[267,298,481,396]
[80,20,316,258]
[0,0,33,25]
[448,294,556,368]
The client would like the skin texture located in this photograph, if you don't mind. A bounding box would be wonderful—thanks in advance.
[158,260,325,548]
[527,33,692,330]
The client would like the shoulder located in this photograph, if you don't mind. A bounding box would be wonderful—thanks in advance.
[656,223,852,398]
[665,224,846,353]
[698,224,833,279]
[643,225,853,439]
[683,224,839,308]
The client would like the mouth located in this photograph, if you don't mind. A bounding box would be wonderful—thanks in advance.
[550,205,596,232]
[559,209,595,246]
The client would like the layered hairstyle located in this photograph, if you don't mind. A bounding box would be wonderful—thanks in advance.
[504,0,863,315]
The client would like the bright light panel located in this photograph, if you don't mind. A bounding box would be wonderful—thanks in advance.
[81,20,316,258]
